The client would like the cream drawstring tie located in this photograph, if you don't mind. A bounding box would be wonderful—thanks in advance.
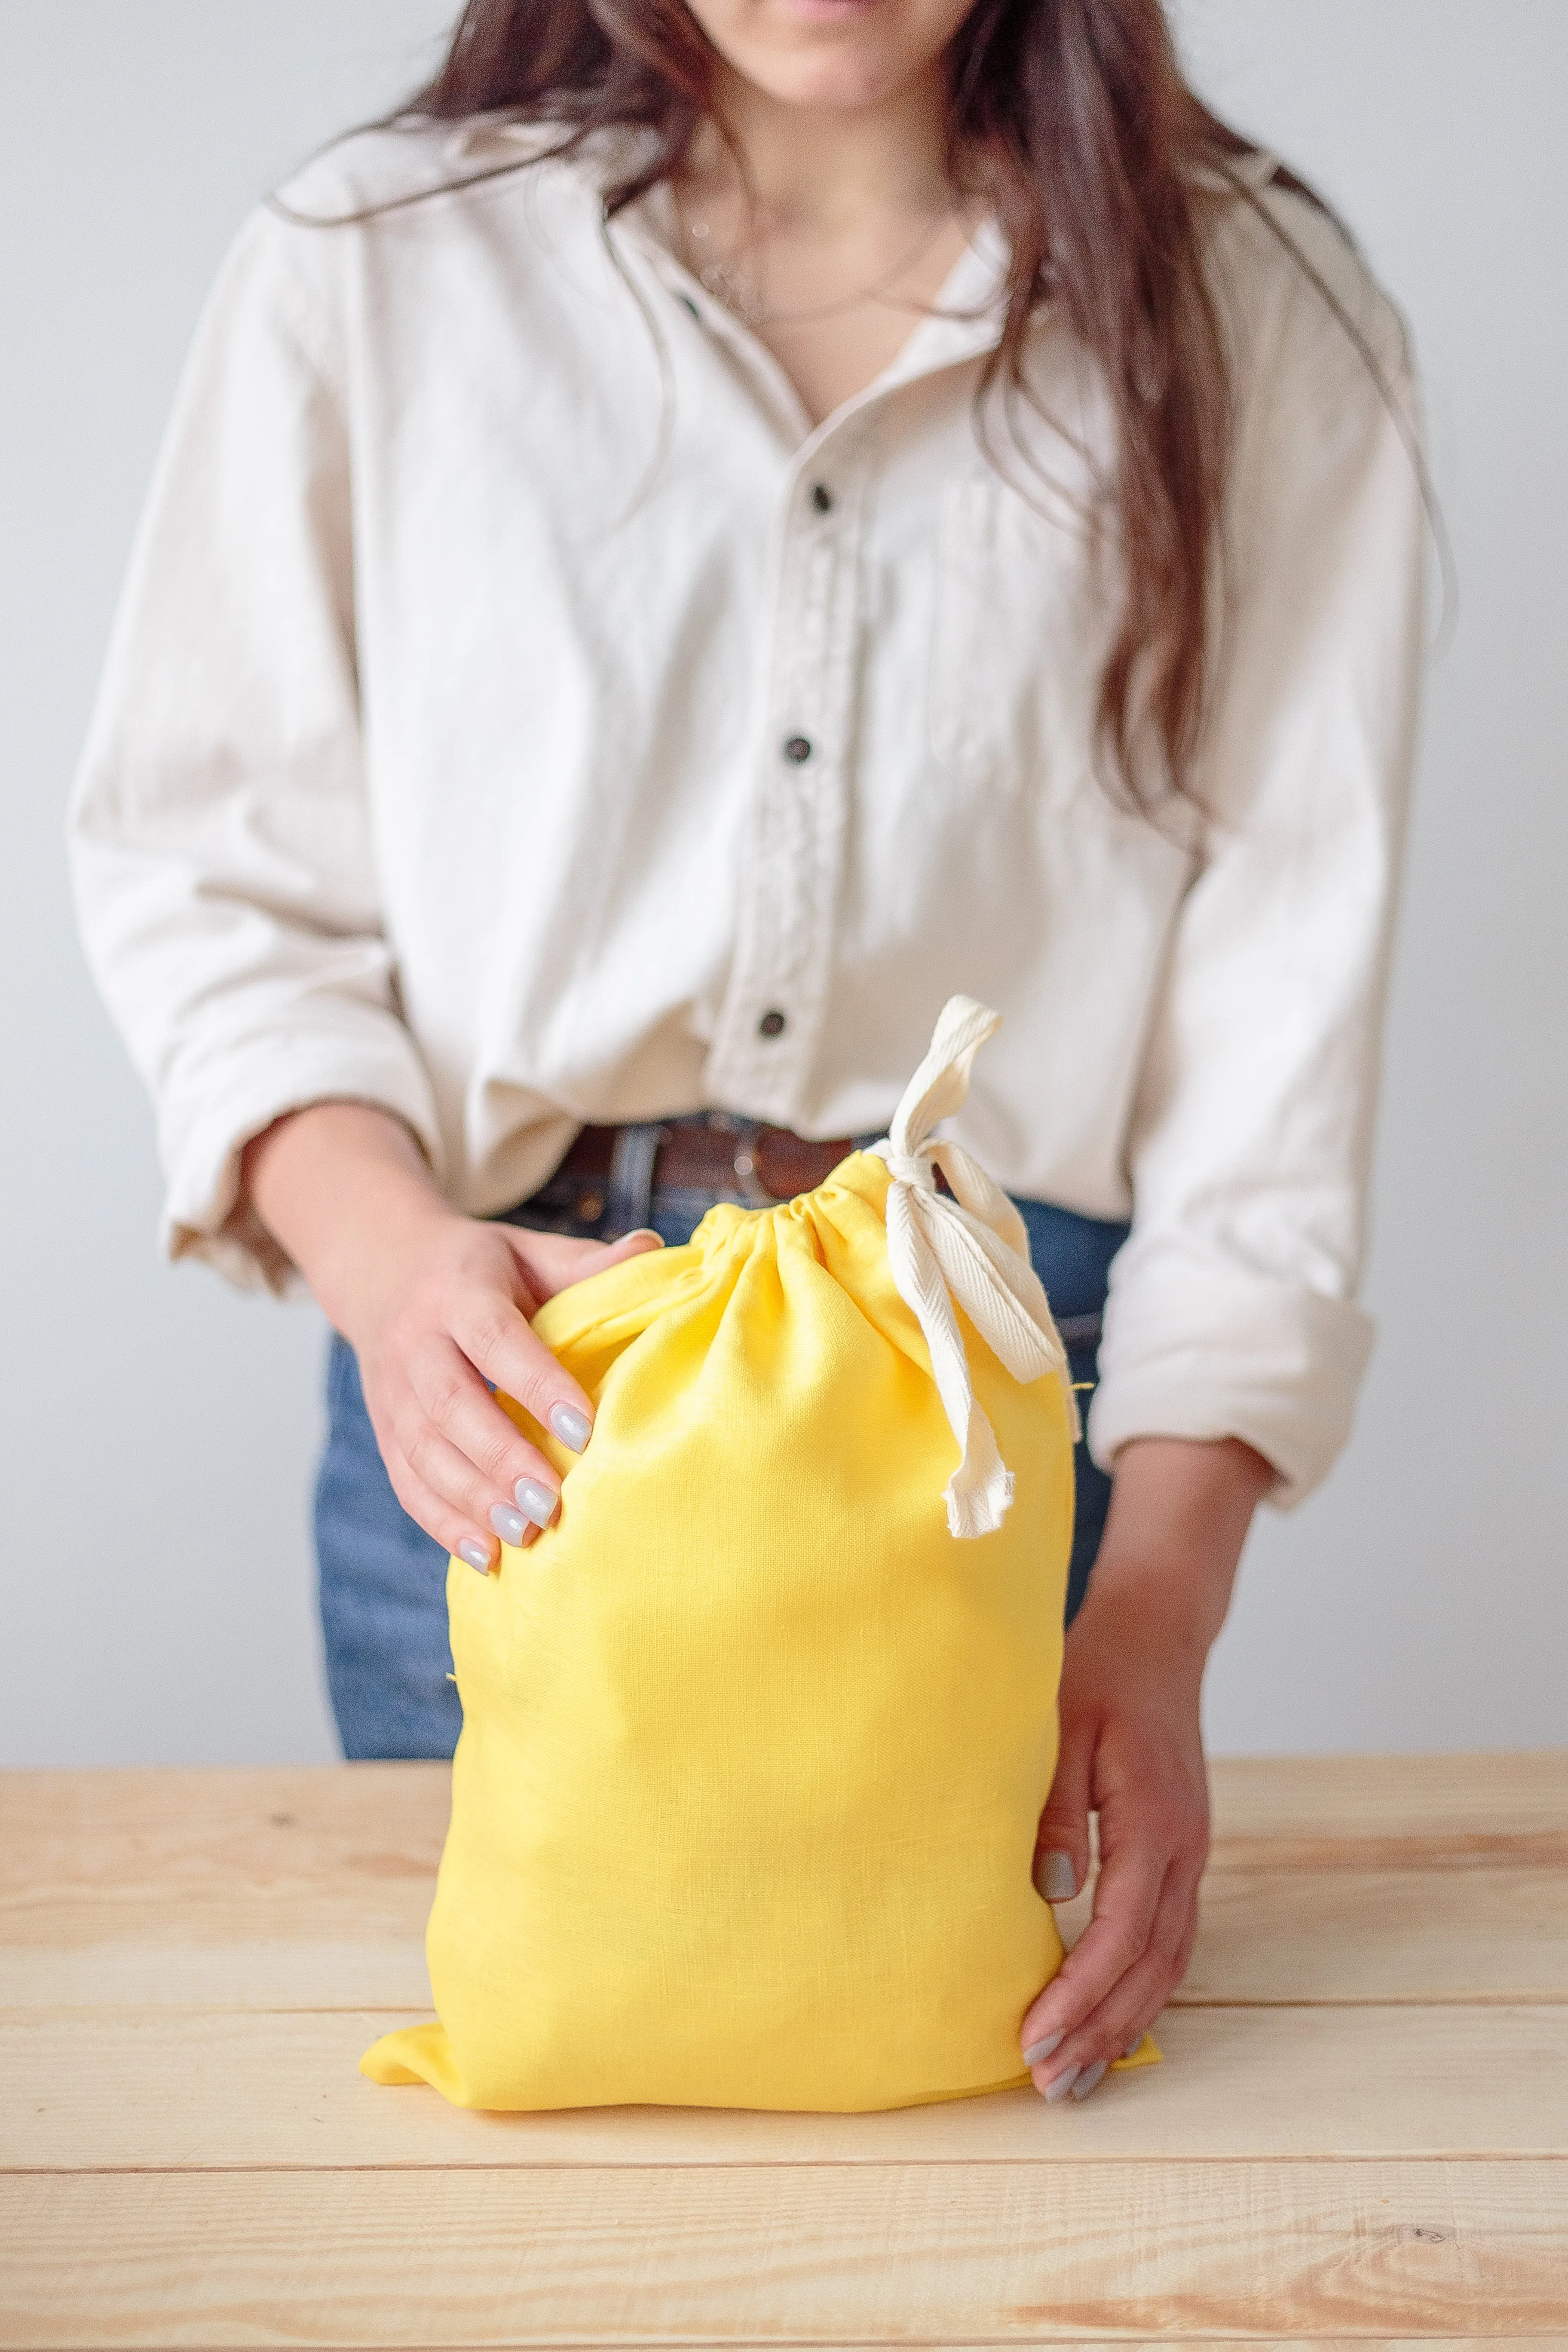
[870,995,1078,1539]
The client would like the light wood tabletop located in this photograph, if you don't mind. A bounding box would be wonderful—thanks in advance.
[2,1751,1565,2348]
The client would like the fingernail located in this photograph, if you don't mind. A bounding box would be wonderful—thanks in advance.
[549,1403,593,1453]
[625,1228,664,1247]
[1124,2035,1143,2058]
[457,1540,492,1577]
[1036,1850,1077,1902]
[1023,2030,1065,2068]
[1071,2059,1109,2102]
[490,1503,528,1547]
[514,1477,558,1528]
[1043,2064,1081,2104]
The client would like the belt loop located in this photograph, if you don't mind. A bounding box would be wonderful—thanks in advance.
[604,1122,665,1238]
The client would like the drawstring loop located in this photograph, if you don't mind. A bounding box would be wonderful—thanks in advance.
[870,995,1077,1538]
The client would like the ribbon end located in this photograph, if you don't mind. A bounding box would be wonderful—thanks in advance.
[944,1466,1014,1540]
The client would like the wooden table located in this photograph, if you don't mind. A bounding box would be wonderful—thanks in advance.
[2,1753,1566,2348]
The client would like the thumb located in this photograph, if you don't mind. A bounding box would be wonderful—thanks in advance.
[503,1223,665,1303]
[592,1226,668,1271]
[1033,1718,1093,1904]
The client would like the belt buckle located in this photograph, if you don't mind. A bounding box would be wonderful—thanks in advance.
[729,1119,778,1208]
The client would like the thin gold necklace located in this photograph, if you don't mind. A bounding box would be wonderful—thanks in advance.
[683,200,953,329]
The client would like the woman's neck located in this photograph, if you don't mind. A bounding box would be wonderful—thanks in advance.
[693,54,953,233]
[674,59,977,426]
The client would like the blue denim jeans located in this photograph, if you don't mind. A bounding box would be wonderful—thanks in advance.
[315,1136,1129,1761]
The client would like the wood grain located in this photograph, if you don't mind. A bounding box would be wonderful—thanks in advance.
[6,2002,1568,2172]
[6,1766,1566,2013]
[2,2161,1564,2346]
[11,1865,1566,2013]
[5,1753,1559,1932]
[1206,1751,1568,1869]
[0,1764,444,1940]
[10,1872,1567,2014]
[0,1933,432,2012]
[0,1764,449,1868]
[1089,1867,1568,2006]
[5,1758,1567,2347]
[0,1763,442,2009]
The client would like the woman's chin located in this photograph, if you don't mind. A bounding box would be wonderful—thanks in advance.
[690,0,974,115]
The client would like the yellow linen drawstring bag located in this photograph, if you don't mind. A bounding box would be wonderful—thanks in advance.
[363,997,1158,2112]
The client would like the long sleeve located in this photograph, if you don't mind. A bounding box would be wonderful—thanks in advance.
[1088,203,1427,1507]
[68,206,442,1293]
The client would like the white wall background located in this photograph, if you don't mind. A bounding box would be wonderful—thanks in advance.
[2,1,1562,1766]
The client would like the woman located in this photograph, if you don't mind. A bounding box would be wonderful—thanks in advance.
[70,0,1424,2104]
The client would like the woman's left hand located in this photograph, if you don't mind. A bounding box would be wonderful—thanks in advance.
[1017,1434,1275,2103]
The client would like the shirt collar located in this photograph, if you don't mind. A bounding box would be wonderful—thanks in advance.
[439,116,1020,415]
[439,113,557,165]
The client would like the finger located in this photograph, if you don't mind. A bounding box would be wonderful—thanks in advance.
[1020,1835,1164,2062]
[1032,1878,1200,2092]
[445,1289,600,1455]
[378,1447,499,1578]
[1109,1904,1199,2058]
[1032,1719,1093,1905]
[400,1403,560,1547]
[477,1228,665,1447]
[503,1225,665,1306]
[400,1337,567,1529]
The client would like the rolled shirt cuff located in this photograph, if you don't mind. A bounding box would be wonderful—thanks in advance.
[1086,1249,1375,1510]
[156,1037,445,1296]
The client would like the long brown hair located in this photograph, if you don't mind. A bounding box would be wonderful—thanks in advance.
[315,1,1362,808]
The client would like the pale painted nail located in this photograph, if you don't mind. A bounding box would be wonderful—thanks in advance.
[1043,2064,1081,2104]
[1038,1850,1077,1902]
[1071,2059,1109,2102]
[549,1403,593,1453]
[624,1228,665,1246]
[490,1503,527,1547]
[514,1478,558,1528]
[457,1540,492,1577]
[1124,2036,1143,2058]
[1022,2030,1065,2068]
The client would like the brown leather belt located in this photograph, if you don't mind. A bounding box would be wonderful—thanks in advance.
[557,1117,858,1216]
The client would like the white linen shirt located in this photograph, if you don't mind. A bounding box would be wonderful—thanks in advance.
[69,121,1425,1506]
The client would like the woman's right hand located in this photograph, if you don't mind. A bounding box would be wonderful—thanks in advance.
[239,1102,662,1572]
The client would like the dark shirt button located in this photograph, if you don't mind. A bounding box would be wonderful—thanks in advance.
[810,482,834,513]
[758,1009,787,1038]
[783,735,813,764]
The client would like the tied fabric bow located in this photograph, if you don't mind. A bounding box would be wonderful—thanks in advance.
[871,995,1078,1538]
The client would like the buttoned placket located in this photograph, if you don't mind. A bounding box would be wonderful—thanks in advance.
[609,198,1013,1122]
[702,420,876,1115]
